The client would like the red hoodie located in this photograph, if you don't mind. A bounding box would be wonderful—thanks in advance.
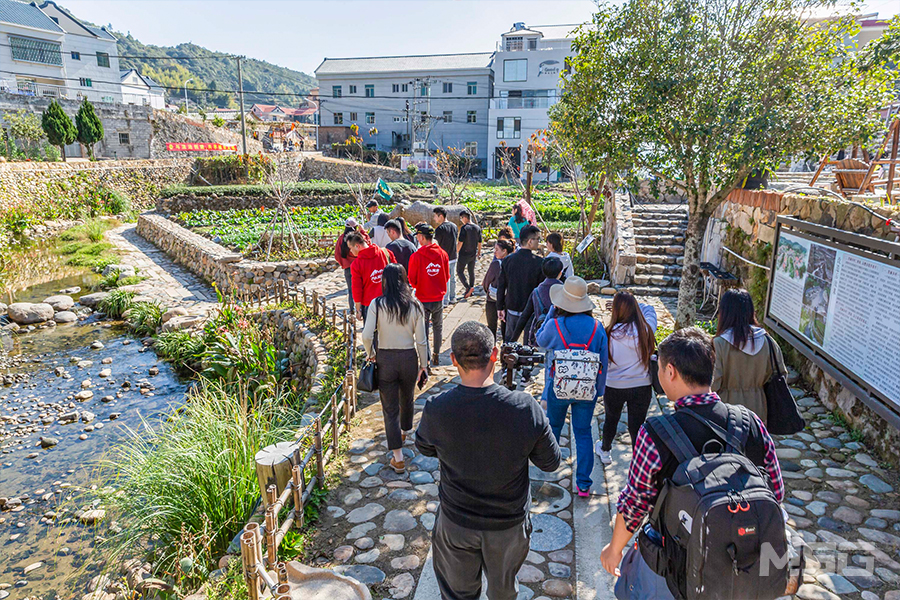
[408,242,449,303]
[350,244,395,307]
[334,228,371,269]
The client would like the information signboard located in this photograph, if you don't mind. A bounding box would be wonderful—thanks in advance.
[765,217,900,428]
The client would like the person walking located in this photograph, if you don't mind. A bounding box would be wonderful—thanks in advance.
[713,288,786,425]
[507,203,529,240]
[364,199,385,230]
[397,216,417,244]
[334,218,370,312]
[362,264,428,473]
[347,231,395,322]
[385,219,417,271]
[536,277,608,496]
[595,291,658,465]
[496,225,545,342]
[370,212,392,248]
[416,321,561,600]
[456,210,482,299]
[509,256,564,346]
[433,207,458,306]
[408,223,450,366]
[482,239,514,343]
[545,232,574,279]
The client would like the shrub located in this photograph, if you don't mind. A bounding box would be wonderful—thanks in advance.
[155,330,206,366]
[126,301,163,336]
[102,189,131,215]
[98,289,134,319]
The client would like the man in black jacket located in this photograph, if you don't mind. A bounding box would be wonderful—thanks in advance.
[433,206,458,306]
[384,219,417,271]
[496,224,545,342]
[416,321,560,600]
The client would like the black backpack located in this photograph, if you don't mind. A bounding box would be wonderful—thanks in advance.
[639,405,789,600]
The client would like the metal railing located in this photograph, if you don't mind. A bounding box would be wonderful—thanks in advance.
[490,96,559,110]
[236,279,358,599]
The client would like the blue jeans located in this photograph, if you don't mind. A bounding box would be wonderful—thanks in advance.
[546,395,596,491]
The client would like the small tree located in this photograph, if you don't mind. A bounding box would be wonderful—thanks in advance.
[406,162,418,184]
[4,109,44,157]
[433,146,474,204]
[76,100,104,160]
[41,101,76,162]
[212,115,225,127]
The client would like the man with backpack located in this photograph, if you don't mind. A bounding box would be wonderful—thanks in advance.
[509,256,564,346]
[602,327,789,600]
[497,224,545,342]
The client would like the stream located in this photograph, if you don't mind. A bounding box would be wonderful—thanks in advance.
[0,244,192,599]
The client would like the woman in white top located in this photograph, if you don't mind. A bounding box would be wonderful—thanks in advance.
[546,232,574,280]
[362,263,428,473]
[595,291,658,464]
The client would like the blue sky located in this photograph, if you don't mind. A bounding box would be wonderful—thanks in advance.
[60,0,899,76]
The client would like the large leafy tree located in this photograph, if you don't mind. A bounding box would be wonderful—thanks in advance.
[76,100,104,160]
[41,101,76,162]
[555,0,893,327]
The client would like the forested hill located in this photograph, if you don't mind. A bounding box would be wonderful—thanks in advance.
[110,29,317,108]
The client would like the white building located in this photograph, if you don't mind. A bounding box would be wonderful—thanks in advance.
[0,0,122,103]
[121,68,164,109]
[486,23,576,180]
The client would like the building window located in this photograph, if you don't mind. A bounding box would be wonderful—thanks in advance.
[71,51,80,60]
[464,142,477,157]
[442,82,452,94]
[496,117,521,139]
[96,52,110,68]
[9,36,62,66]
[332,86,342,98]
[333,112,343,125]
[349,112,358,121]
[443,111,452,123]
[364,84,374,98]
[528,38,538,50]
[349,85,357,94]
[79,78,92,87]
[401,83,408,92]
[467,111,477,123]
[393,116,401,123]
[366,144,376,150]
[420,111,427,124]
[392,84,399,93]
[467,81,477,95]
[505,36,524,51]
[366,112,375,124]
[421,84,429,96]
[118,132,130,145]
[503,59,528,82]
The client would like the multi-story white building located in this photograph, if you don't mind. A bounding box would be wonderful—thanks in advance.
[0,0,121,103]
[486,23,576,180]
[315,53,494,173]
[120,68,164,109]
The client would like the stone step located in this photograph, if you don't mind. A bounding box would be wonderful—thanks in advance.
[633,274,681,287]
[636,263,683,276]
[625,285,681,297]
[635,244,685,256]
[631,209,688,218]
[632,218,687,228]
[634,234,684,246]
[633,225,686,235]
[636,254,683,266]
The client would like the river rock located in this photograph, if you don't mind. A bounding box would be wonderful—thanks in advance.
[8,303,54,324]
[74,390,93,401]
[39,437,58,448]
[161,307,188,324]
[79,509,105,524]
[161,315,204,333]
[43,295,74,311]
[102,264,136,279]
[78,292,108,308]
[53,311,77,323]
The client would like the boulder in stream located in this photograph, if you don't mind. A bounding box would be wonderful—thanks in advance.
[78,292,108,309]
[43,295,75,311]
[7,303,55,325]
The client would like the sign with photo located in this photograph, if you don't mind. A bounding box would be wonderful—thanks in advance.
[766,220,900,419]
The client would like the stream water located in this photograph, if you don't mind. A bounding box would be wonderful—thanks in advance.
[0,247,191,599]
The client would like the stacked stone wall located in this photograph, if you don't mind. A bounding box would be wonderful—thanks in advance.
[601,191,637,285]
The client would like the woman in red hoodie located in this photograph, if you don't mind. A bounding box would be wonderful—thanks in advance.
[335,218,371,312]
[347,230,395,322]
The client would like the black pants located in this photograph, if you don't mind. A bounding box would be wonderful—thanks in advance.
[457,254,476,292]
[422,301,443,357]
[503,311,523,344]
[432,511,532,600]
[485,300,505,345]
[377,348,418,450]
[343,267,354,312]
[601,385,653,451]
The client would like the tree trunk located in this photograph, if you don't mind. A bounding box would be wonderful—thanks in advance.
[675,208,712,329]
[60,145,67,163]
[585,179,605,234]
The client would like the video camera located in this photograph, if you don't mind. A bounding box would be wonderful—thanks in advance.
[499,343,545,389]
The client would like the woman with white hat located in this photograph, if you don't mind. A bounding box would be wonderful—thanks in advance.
[535,276,608,497]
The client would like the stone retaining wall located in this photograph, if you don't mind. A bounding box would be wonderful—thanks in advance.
[299,155,435,183]
[703,192,900,463]
[601,191,637,285]
[158,192,378,214]
[251,309,330,405]
[135,212,340,294]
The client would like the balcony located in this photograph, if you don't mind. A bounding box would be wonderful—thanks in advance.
[491,96,559,110]
[495,41,571,52]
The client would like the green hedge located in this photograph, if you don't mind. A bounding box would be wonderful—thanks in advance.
[161,180,410,198]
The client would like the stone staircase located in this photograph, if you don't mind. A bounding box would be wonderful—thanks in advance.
[628,203,687,297]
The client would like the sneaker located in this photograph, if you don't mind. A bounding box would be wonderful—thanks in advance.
[576,486,591,498]
[390,457,406,474]
[464,288,474,299]
[595,440,612,464]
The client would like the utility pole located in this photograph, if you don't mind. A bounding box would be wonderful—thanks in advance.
[405,99,410,155]
[524,145,534,205]
[236,56,248,156]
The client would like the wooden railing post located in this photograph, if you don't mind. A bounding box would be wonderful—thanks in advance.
[276,562,288,585]
[303,287,308,305]
[312,291,319,317]
[241,529,261,600]
[265,505,277,567]
[314,416,325,486]
[331,391,339,455]
[344,372,353,422]
[291,464,304,529]
[331,303,336,327]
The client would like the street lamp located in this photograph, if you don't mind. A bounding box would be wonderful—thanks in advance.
[183,78,193,113]
[308,98,320,151]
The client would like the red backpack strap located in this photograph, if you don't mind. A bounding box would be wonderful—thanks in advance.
[585,321,598,348]
[554,319,569,349]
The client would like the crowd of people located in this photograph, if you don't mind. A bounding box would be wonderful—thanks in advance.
[336,199,797,600]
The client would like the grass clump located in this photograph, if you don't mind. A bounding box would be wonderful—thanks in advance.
[96,381,303,584]
[126,301,164,336]
[55,219,119,268]
[98,289,134,319]
[155,330,206,368]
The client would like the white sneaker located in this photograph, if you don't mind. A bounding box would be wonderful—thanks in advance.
[595,440,612,464]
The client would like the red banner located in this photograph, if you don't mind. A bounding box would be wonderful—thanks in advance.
[165,142,238,152]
